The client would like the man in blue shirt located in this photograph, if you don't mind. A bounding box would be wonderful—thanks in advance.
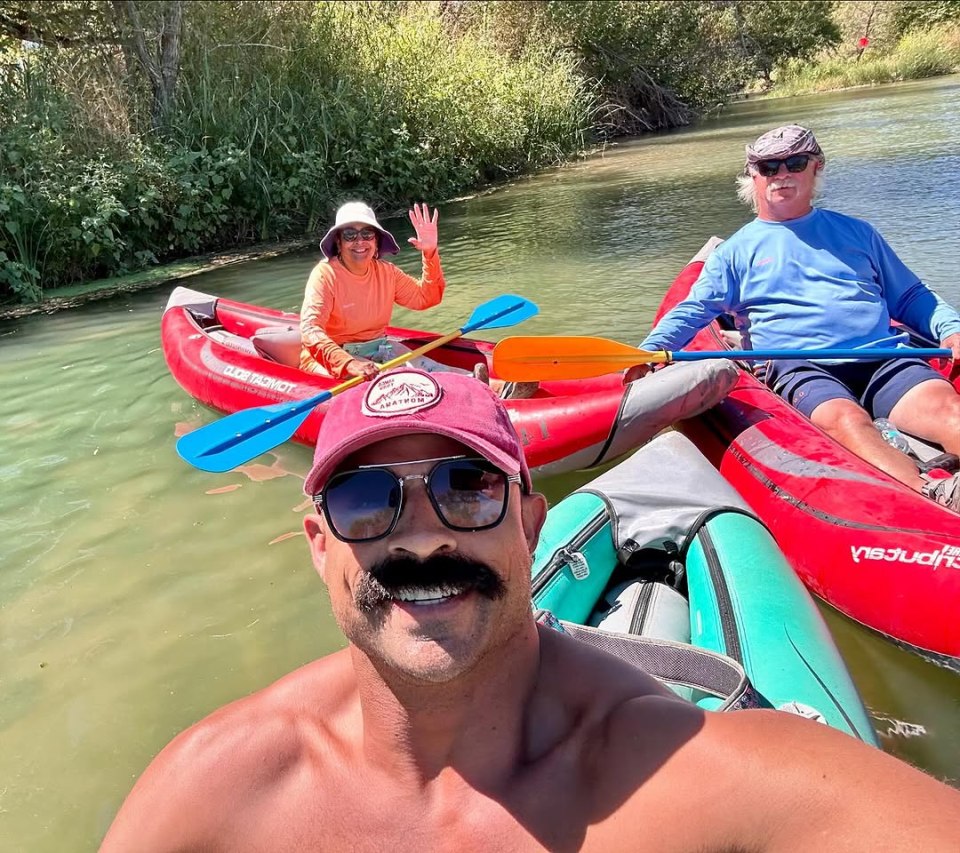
[629,124,960,512]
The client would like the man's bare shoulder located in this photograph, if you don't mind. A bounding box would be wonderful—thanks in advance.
[535,631,959,851]
[173,649,354,765]
[587,702,960,852]
[101,651,356,851]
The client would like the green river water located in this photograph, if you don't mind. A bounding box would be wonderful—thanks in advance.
[3,75,960,850]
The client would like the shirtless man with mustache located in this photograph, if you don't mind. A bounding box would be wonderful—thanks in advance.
[628,124,960,513]
[101,368,960,851]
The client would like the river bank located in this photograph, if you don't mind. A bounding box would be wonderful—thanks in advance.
[0,171,550,321]
[6,58,957,322]
[0,238,316,321]
[765,25,960,98]
[4,2,869,309]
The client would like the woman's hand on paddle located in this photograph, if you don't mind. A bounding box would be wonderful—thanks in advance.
[943,332,960,362]
[344,358,379,381]
[408,203,439,257]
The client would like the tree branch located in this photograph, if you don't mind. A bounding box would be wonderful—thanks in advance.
[0,8,118,47]
[114,0,162,90]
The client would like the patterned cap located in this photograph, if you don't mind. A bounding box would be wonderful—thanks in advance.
[745,124,825,168]
[304,368,531,495]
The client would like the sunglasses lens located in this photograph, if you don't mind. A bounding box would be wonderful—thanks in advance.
[341,227,377,242]
[430,460,508,530]
[756,155,810,177]
[324,469,399,541]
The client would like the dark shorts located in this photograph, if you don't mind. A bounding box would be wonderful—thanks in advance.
[763,357,947,420]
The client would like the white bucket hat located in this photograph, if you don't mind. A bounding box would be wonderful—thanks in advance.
[319,201,400,259]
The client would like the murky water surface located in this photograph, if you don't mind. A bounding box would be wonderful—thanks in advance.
[2,76,959,849]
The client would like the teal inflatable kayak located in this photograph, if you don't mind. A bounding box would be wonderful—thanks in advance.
[531,431,878,743]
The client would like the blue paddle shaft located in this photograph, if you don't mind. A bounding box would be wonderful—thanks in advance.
[670,348,952,361]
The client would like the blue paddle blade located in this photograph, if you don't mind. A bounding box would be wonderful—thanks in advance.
[176,391,332,473]
[461,294,538,333]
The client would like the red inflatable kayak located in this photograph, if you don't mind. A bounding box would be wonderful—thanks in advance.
[657,239,960,670]
[162,287,737,479]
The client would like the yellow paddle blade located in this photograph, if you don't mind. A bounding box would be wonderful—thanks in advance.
[492,336,671,381]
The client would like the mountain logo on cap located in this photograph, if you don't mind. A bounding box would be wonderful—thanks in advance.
[362,370,443,418]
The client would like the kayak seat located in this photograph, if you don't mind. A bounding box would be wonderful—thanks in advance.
[207,328,258,357]
[251,325,302,367]
[590,579,691,645]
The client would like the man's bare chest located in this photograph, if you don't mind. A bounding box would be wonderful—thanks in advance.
[231,762,596,853]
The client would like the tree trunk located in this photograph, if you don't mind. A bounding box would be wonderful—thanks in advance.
[113,0,184,129]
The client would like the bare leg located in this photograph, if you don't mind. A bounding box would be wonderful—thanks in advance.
[887,378,960,456]
[809,398,925,491]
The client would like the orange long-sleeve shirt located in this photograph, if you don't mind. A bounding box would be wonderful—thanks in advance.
[299,253,446,377]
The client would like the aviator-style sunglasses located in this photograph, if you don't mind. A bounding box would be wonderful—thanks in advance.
[754,154,812,178]
[314,455,522,543]
[340,226,378,243]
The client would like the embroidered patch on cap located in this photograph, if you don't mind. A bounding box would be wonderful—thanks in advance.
[362,370,443,418]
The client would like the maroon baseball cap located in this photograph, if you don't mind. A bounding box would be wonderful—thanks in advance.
[304,368,531,495]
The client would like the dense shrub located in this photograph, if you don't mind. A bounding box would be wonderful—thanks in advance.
[0,0,909,303]
[0,1,594,302]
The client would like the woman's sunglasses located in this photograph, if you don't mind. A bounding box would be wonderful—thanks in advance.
[314,455,521,543]
[340,227,378,243]
[754,154,811,178]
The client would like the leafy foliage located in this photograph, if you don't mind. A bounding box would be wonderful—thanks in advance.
[448,1,842,134]
[0,1,115,49]
[0,0,945,304]
[0,0,592,301]
[893,1,960,37]
[711,1,841,80]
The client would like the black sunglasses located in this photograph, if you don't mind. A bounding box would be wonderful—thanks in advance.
[754,154,812,178]
[315,455,521,543]
[340,227,378,243]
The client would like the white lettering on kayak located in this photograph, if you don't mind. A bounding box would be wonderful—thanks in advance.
[850,544,960,569]
[223,365,297,395]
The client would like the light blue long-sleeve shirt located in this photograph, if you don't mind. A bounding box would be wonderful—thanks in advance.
[641,208,960,362]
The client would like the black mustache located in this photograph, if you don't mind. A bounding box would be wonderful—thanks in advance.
[354,554,506,611]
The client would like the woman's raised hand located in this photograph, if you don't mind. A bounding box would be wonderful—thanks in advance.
[408,203,439,257]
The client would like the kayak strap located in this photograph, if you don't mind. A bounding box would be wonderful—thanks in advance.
[537,611,766,712]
